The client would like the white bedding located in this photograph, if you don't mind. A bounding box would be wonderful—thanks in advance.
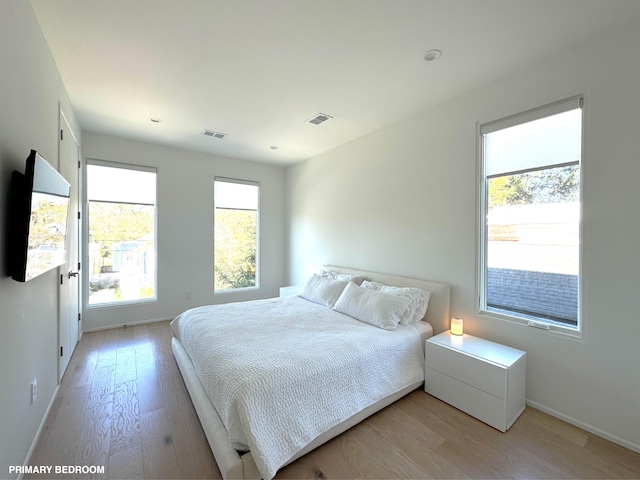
[170,295,426,480]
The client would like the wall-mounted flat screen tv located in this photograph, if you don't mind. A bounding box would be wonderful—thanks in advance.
[11,150,71,282]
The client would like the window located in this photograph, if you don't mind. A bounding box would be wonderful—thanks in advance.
[87,161,156,305]
[478,97,583,333]
[214,177,259,292]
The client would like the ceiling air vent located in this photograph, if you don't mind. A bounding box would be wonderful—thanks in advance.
[306,113,333,125]
[202,129,227,139]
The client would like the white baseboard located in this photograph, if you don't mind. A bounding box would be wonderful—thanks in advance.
[526,399,640,454]
[19,384,60,480]
[83,316,175,333]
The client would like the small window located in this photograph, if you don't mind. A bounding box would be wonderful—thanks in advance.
[214,177,259,292]
[87,161,157,305]
[478,97,582,333]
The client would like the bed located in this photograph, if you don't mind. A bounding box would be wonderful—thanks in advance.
[170,265,450,479]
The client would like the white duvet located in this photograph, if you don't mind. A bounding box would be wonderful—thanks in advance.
[170,295,425,480]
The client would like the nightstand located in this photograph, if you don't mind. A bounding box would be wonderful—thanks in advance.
[279,286,300,297]
[424,331,526,432]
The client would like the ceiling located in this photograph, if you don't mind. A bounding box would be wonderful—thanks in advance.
[30,0,640,166]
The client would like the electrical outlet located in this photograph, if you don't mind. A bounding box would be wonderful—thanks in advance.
[185,290,192,300]
[31,379,37,404]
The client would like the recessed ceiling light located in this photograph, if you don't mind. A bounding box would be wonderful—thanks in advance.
[423,49,442,62]
[150,117,161,123]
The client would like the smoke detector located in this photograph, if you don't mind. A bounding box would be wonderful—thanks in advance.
[202,129,227,139]
[306,113,333,125]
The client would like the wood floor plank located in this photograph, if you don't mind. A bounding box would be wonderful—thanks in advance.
[276,425,365,479]
[167,401,220,479]
[434,438,510,479]
[114,346,137,385]
[108,445,144,480]
[74,402,113,478]
[398,391,509,469]
[519,404,589,447]
[499,449,575,480]
[133,326,157,365]
[110,380,141,455]
[139,408,180,479]
[136,361,166,415]
[505,407,615,479]
[62,352,97,391]
[96,345,118,369]
[365,397,447,449]
[583,434,640,479]
[322,422,427,479]
[72,331,102,359]
[95,328,120,369]
[88,365,115,408]
[116,324,137,349]
[364,402,468,479]
[146,322,172,356]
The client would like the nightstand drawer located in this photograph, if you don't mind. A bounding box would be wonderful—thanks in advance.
[425,366,507,430]
[426,340,506,399]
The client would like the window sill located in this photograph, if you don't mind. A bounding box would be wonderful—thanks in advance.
[86,297,158,309]
[214,286,260,295]
[477,308,585,342]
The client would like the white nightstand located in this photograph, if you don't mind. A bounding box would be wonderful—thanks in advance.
[424,331,526,432]
[279,286,300,297]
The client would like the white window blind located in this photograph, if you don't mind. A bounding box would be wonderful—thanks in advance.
[482,97,582,176]
[87,162,156,205]
[214,177,259,210]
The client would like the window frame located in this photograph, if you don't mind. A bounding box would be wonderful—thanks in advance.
[213,176,260,294]
[84,159,158,308]
[476,96,585,338]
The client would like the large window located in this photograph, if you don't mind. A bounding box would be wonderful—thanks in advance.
[478,97,583,333]
[87,161,156,305]
[214,177,259,292]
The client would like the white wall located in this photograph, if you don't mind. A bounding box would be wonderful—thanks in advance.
[82,133,286,331]
[287,22,640,451]
[0,1,82,476]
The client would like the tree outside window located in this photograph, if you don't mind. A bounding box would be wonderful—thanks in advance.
[214,178,259,291]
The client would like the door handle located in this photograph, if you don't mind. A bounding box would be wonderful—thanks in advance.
[68,271,79,278]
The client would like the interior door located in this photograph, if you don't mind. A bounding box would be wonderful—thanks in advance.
[58,109,80,381]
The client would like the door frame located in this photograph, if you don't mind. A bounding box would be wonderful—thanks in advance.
[58,106,81,381]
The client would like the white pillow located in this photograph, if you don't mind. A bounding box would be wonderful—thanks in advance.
[318,269,364,285]
[298,274,349,308]
[360,280,431,325]
[333,282,411,331]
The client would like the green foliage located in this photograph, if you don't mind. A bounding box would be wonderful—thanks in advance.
[28,198,68,248]
[214,209,257,290]
[488,176,513,209]
[89,201,155,263]
[489,164,579,208]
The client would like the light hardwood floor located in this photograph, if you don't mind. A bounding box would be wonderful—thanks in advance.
[27,321,640,479]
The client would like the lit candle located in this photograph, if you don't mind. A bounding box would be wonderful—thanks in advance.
[450,317,463,335]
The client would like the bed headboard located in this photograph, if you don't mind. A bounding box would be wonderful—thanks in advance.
[323,265,451,335]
